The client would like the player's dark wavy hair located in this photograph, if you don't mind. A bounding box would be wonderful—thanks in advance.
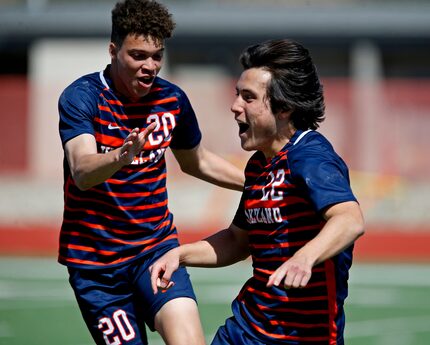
[111,0,175,47]
[240,39,325,130]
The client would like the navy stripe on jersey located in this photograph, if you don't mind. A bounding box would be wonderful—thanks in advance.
[58,66,202,269]
[231,130,356,344]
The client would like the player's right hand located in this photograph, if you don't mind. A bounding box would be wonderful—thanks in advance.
[119,122,156,165]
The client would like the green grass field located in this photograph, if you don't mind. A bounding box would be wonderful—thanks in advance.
[1,258,430,345]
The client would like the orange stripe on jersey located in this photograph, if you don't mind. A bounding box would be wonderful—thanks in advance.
[63,218,163,236]
[95,132,123,147]
[59,257,114,267]
[247,316,329,342]
[104,98,123,106]
[107,173,167,185]
[62,243,117,256]
[66,219,107,231]
[98,105,128,120]
[147,96,177,105]
[64,205,168,224]
[258,303,329,315]
[325,259,339,345]
[122,108,180,119]
[138,233,178,252]
[149,87,163,93]
[245,195,310,209]
[62,229,174,247]
[246,286,328,303]
[254,267,280,275]
[153,219,172,231]
[99,92,124,106]
[245,172,261,178]
[59,233,178,267]
[65,192,167,213]
[92,186,166,198]
[257,168,291,178]
[249,240,308,250]
[61,254,137,267]
[268,319,329,329]
[142,140,171,152]
[94,117,129,131]
[124,96,178,107]
[120,199,167,211]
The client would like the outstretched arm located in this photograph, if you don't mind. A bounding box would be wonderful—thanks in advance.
[65,123,156,190]
[267,200,364,289]
[150,224,250,294]
[172,144,245,191]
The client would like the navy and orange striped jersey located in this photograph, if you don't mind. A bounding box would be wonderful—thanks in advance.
[58,66,201,269]
[231,130,357,344]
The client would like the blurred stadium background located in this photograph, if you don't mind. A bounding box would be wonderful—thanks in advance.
[0,0,430,344]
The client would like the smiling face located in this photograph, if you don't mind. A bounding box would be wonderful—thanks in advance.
[231,67,281,157]
[109,34,164,101]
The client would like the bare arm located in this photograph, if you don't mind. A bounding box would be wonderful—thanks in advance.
[65,124,156,190]
[172,144,244,191]
[267,200,365,289]
[181,223,250,267]
[150,224,250,293]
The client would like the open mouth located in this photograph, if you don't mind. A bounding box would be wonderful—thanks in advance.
[138,75,155,86]
[238,122,250,134]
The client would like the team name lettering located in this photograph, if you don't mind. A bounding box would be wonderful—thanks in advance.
[244,207,282,224]
[100,145,165,165]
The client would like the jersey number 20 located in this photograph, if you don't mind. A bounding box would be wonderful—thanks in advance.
[98,309,136,345]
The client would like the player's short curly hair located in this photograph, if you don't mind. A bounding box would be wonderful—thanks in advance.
[240,39,325,130]
[111,0,176,47]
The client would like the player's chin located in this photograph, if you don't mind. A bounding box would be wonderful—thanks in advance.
[239,138,255,152]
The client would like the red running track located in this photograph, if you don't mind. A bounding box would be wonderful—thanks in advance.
[1,224,429,262]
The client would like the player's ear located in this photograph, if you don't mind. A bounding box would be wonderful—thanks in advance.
[109,42,118,59]
[277,108,294,121]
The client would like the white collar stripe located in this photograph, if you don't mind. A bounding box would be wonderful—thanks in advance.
[99,70,109,89]
[293,129,312,145]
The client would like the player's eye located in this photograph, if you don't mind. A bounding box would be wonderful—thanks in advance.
[152,53,163,62]
[243,93,254,102]
[131,53,147,61]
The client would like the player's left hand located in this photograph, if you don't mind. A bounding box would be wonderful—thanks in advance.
[266,255,313,289]
[149,248,180,294]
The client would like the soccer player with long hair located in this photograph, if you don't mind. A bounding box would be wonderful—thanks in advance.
[151,39,365,345]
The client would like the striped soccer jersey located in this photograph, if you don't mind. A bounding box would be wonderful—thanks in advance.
[231,130,357,345]
[58,66,201,269]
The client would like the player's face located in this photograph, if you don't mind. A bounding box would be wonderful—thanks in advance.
[109,34,164,101]
[231,68,279,157]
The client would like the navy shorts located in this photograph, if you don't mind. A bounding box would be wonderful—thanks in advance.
[68,247,197,345]
[211,316,267,345]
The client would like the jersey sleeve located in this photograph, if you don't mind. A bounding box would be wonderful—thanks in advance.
[231,153,260,230]
[290,136,357,212]
[169,89,202,150]
[58,82,97,147]
[232,193,248,230]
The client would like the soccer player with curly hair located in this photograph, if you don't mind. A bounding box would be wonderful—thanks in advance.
[58,1,244,344]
